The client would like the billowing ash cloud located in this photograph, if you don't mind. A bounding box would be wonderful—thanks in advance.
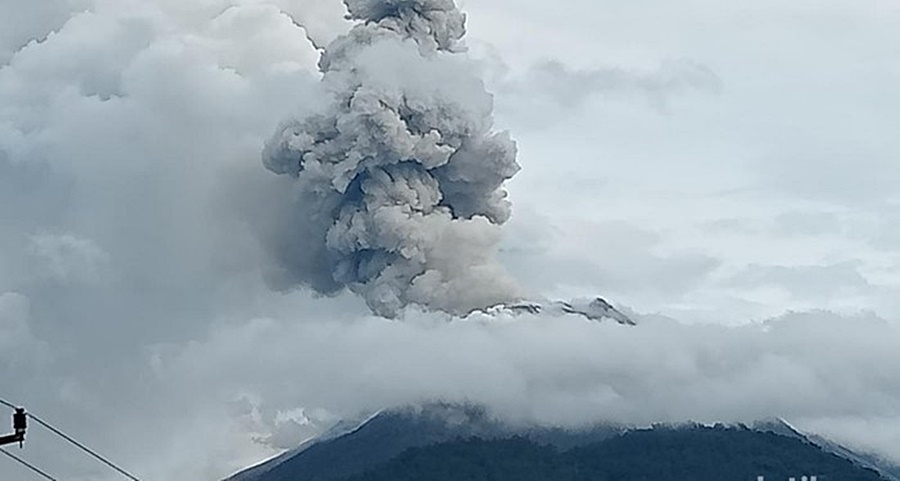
[262,0,522,318]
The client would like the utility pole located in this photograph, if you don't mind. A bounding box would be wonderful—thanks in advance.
[0,407,27,448]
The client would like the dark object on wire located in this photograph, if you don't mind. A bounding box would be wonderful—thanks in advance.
[0,407,27,448]
[0,397,143,481]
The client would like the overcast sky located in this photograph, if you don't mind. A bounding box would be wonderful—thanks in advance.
[1,0,900,480]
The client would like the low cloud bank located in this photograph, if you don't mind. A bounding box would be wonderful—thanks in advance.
[147,309,900,475]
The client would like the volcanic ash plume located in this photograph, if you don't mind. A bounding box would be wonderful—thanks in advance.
[262,0,522,318]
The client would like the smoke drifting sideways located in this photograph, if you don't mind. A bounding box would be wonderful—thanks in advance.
[262,0,522,318]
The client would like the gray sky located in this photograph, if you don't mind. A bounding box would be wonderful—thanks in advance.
[1,0,900,479]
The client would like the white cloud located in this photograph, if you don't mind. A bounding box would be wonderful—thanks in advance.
[142,309,900,476]
[0,2,329,476]
[0,0,89,65]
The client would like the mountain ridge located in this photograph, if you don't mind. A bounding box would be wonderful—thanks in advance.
[226,403,898,481]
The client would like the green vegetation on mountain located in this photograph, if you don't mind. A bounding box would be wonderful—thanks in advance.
[348,426,887,481]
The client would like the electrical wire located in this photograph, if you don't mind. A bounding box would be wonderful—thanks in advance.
[26,413,142,481]
[1,398,142,481]
[0,447,60,481]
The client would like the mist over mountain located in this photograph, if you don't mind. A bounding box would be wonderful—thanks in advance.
[228,403,898,481]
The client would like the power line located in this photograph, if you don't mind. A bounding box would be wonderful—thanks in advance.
[27,412,142,481]
[0,447,60,481]
[1,398,142,481]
